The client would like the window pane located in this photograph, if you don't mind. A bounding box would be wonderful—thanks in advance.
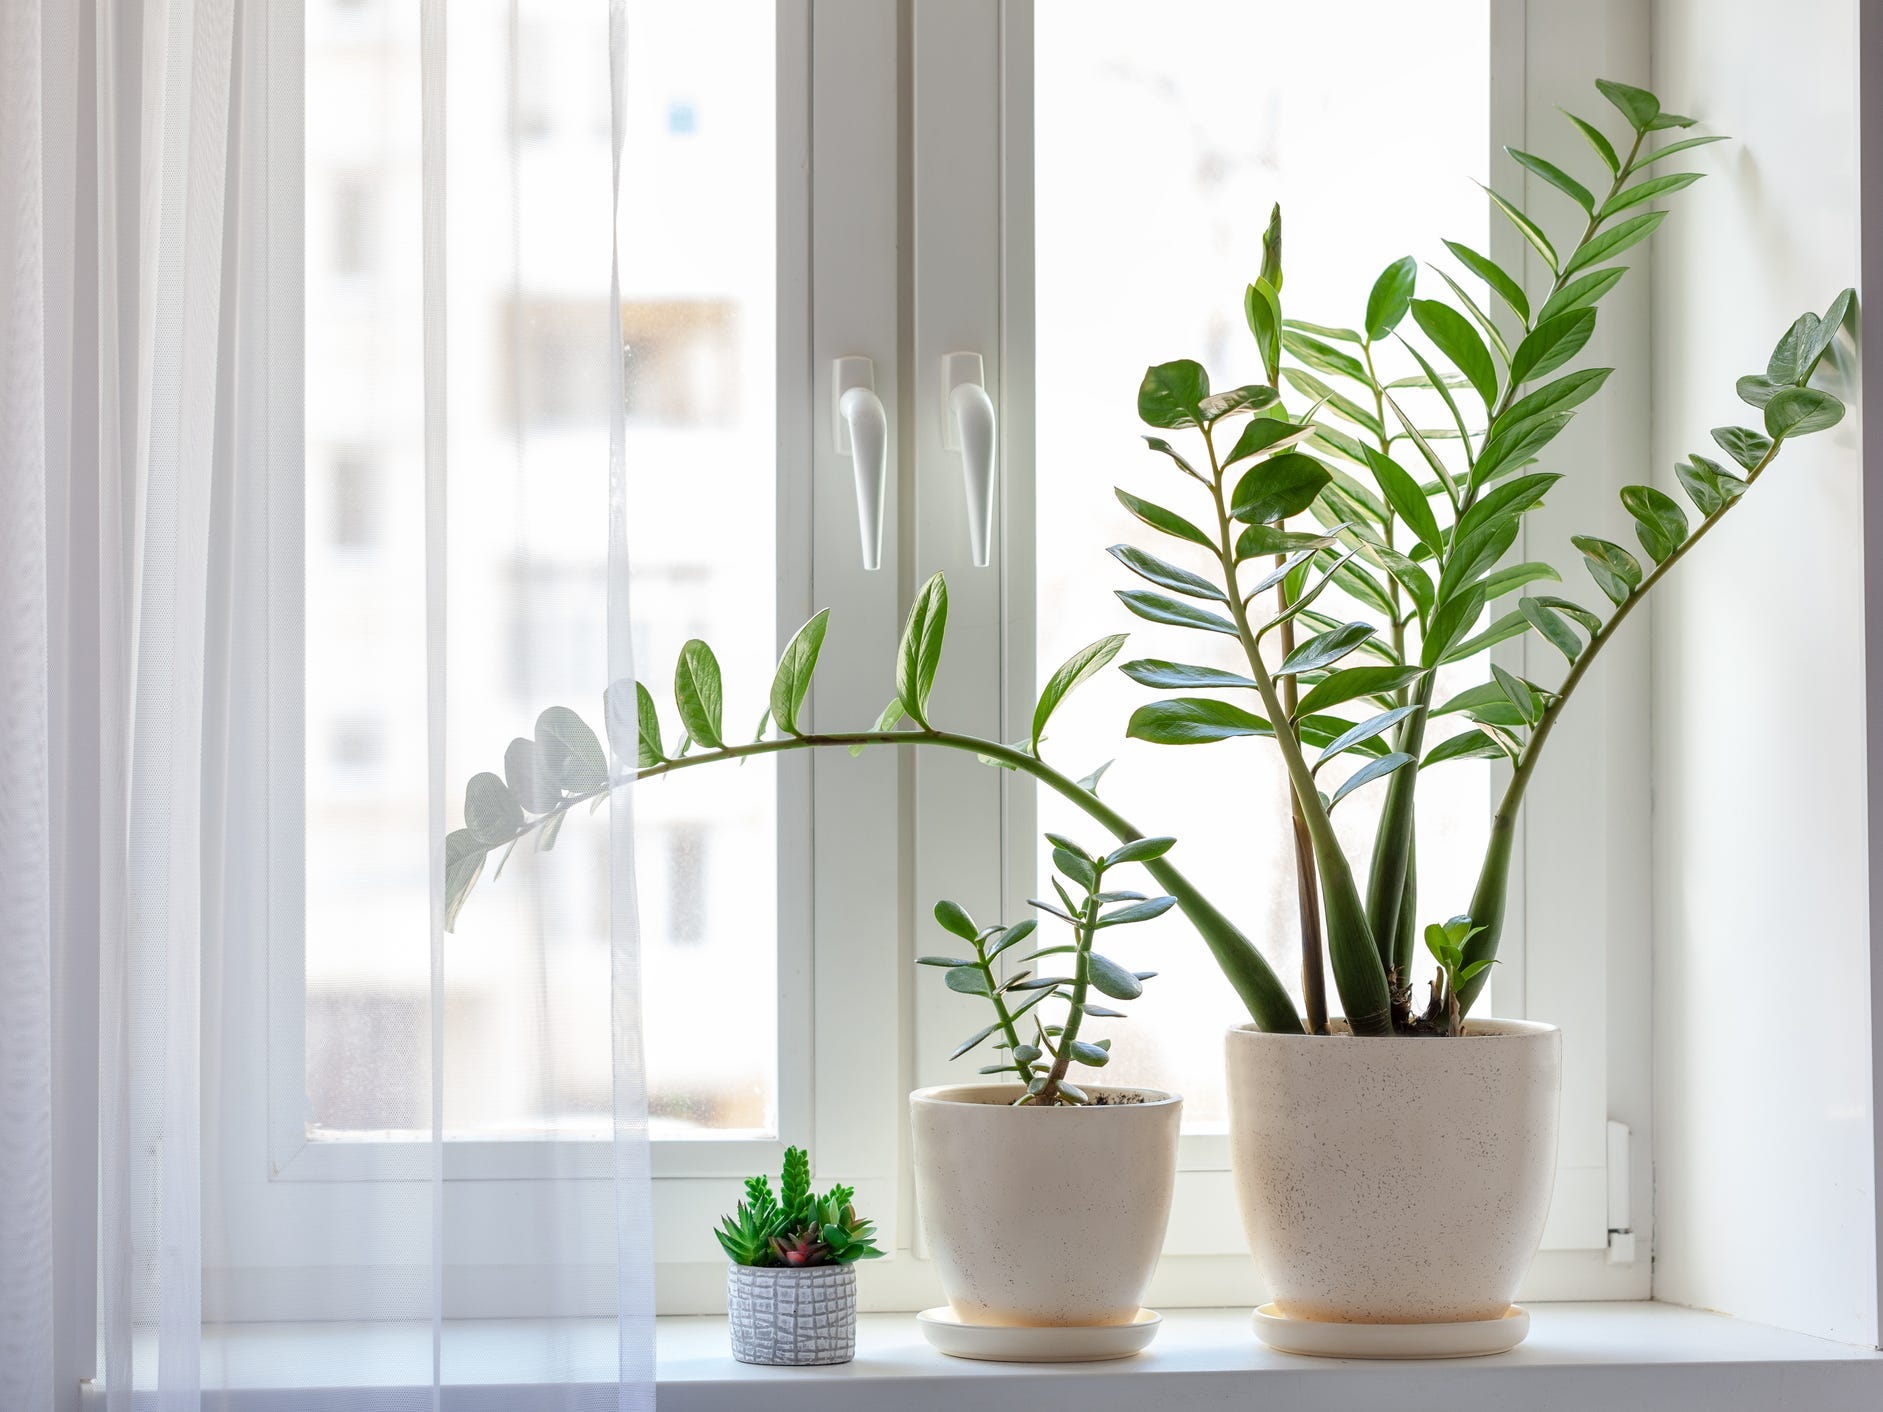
[303,0,778,1142]
[1033,0,1491,1127]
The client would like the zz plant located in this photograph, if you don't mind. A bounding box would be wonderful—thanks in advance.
[921,833,1170,1105]
[715,1146,883,1268]
[449,78,1850,1044]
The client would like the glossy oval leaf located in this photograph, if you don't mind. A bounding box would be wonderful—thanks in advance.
[1536,266,1628,325]
[1361,446,1443,555]
[465,771,523,845]
[1107,544,1225,602]
[1115,487,1214,548]
[1423,730,1506,766]
[944,965,993,998]
[1520,597,1582,661]
[1480,184,1559,273]
[1126,697,1271,746]
[1620,484,1689,563]
[1764,387,1846,439]
[1293,665,1423,716]
[1572,534,1643,604]
[896,572,949,726]
[1506,146,1594,212]
[1410,298,1497,409]
[1278,621,1375,677]
[1562,210,1666,278]
[1096,896,1178,927]
[1442,239,1529,324]
[536,705,609,792]
[1118,659,1256,691]
[1509,308,1596,386]
[672,642,727,751]
[1315,705,1420,769]
[1137,359,1210,429]
[1033,633,1129,749]
[1330,751,1415,808]
[1225,416,1316,466]
[1561,109,1620,173]
[1230,451,1332,524]
[629,681,667,768]
[1711,425,1773,472]
[504,737,562,814]
[1086,952,1144,1001]
[769,607,831,736]
[1596,77,1661,131]
[1365,255,1419,340]
[1115,589,1237,636]
[1599,170,1702,220]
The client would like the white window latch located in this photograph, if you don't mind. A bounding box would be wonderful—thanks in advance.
[941,352,996,567]
[1606,1119,1636,1265]
[834,356,888,570]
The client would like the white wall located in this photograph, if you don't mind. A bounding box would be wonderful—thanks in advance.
[1649,0,1877,1345]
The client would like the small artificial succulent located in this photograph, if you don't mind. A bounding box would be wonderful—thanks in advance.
[920,831,1169,1105]
[714,1146,884,1267]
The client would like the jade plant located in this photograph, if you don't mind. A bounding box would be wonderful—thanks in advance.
[920,833,1169,1105]
[715,1146,883,1268]
[447,78,1851,1043]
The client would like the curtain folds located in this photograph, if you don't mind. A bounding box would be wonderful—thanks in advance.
[2,2,655,1407]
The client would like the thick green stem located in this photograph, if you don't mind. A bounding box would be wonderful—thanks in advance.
[1033,886,1102,1104]
[1449,431,1786,1017]
[1363,670,1434,971]
[493,724,1306,1034]
[977,940,1037,1089]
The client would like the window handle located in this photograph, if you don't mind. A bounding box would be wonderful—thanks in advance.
[942,352,996,568]
[834,356,889,571]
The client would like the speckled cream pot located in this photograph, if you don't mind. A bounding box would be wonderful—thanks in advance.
[910,1084,1181,1326]
[1226,1018,1561,1325]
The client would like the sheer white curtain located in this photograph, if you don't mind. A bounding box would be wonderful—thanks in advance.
[2,1,654,1407]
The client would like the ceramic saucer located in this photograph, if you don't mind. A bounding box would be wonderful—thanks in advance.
[1251,1303,1530,1358]
[915,1306,1162,1362]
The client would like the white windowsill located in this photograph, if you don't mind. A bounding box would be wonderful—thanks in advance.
[97,1302,1882,1410]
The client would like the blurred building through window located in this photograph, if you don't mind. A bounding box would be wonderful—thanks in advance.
[303,0,778,1143]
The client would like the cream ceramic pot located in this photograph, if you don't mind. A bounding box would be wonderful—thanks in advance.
[910,1084,1181,1326]
[1226,1019,1560,1324]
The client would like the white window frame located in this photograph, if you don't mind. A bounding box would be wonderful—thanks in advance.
[230,0,1651,1318]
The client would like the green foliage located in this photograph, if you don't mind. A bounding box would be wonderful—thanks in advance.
[446,75,1848,1064]
[714,1147,884,1268]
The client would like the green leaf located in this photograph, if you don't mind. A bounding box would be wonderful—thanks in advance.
[1711,425,1773,472]
[1284,317,1362,343]
[1437,520,1519,607]
[1116,589,1236,636]
[1315,705,1420,769]
[1441,608,1529,663]
[536,705,609,792]
[1284,367,1385,438]
[1736,375,1784,409]
[1674,456,1733,516]
[1509,308,1597,386]
[1423,729,1506,766]
[1137,359,1210,429]
[1364,255,1419,340]
[987,920,1039,961]
[1119,659,1256,691]
[1284,328,1369,383]
[1278,621,1375,677]
[916,955,976,967]
[1096,896,1177,927]
[1224,417,1315,466]
[1482,560,1561,598]
[1521,596,1582,662]
[1247,274,1284,384]
[1231,452,1332,524]
[1560,109,1620,173]
[625,683,666,768]
[504,737,561,814]
[1600,170,1702,220]
[945,966,993,998]
[1442,240,1529,324]
[1455,474,1562,543]
[769,608,831,736]
[1141,435,1199,480]
[1067,1039,1112,1068]
[1534,594,1603,636]
[1764,387,1845,439]
[1620,484,1689,562]
[1499,368,1611,431]
[1053,847,1097,891]
[1472,412,1572,487]
[444,828,487,933]
[934,899,979,942]
[1106,836,1176,866]
[948,1023,1002,1061]
[1330,751,1415,808]
[1087,952,1144,1001]
[1410,298,1497,409]
[1237,522,1347,559]
[1421,584,1490,669]
[1480,184,1559,273]
[465,771,523,845]
[1595,77,1661,131]
[1562,211,1667,278]
[1126,697,1271,746]
[1537,267,1628,325]
[1493,664,1540,724]
[1636,133,1728,168]
[896,572,949,727]
[1115,488,1213,548]
[1506,147,1594,212]
[1293,665,1423,716]
[1032,633,1129,751]
[673,642,726,750]
[1573,535,1643,603]
[1199,385,1280,424]
[1107,544,1225,602]
[1361,446,1443,555]
[1806,290,1855,375]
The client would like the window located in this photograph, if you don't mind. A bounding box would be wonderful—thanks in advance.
[240,0,1640,1317]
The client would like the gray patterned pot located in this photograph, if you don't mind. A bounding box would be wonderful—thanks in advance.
[726,1263,857,1365]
